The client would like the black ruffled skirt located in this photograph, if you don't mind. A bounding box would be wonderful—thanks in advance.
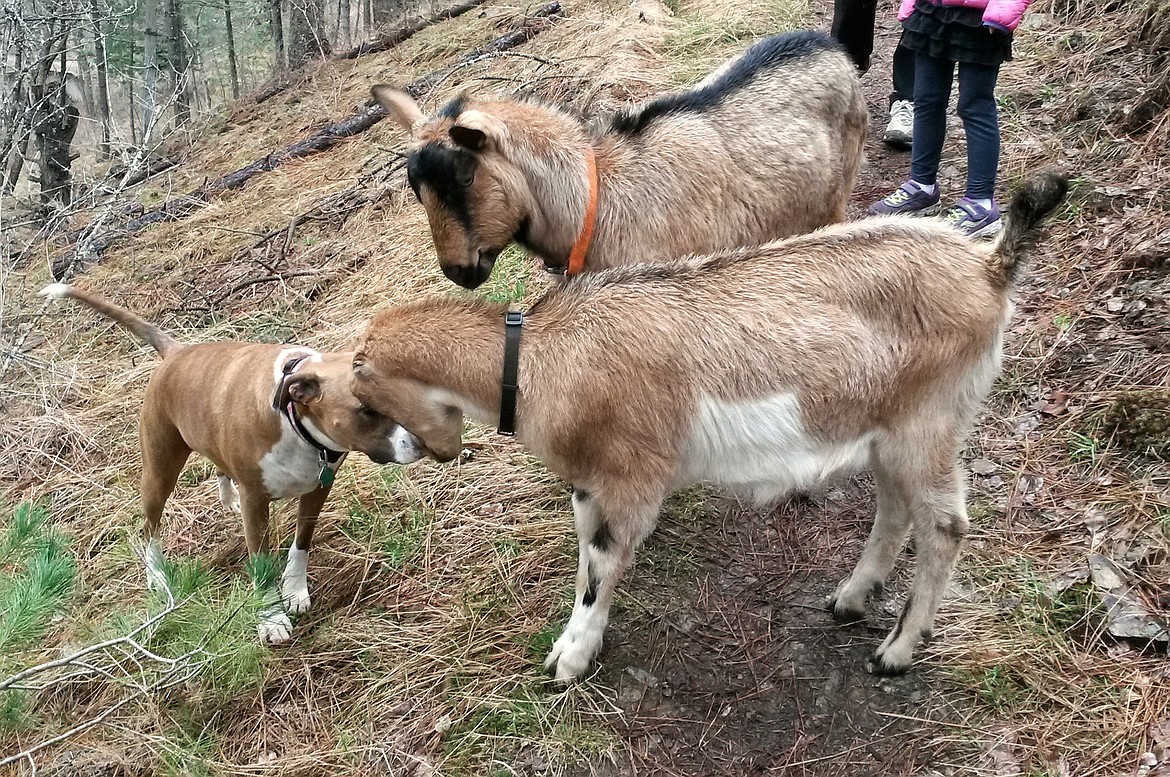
[901,0,1013,65]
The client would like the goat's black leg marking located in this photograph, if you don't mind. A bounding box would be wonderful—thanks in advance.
[591,521,611,553]
[582,566,599,607]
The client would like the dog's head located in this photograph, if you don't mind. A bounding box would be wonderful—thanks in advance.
[282,351,427,465]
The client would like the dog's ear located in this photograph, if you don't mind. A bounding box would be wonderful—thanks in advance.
[287,375,321,405]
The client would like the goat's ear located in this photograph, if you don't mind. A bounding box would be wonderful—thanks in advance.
[449,109,506,152]
[371,85,425,133]
[287,374,322,405]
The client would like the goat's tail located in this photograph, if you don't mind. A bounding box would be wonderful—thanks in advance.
[39,283,182,357]
[991,169,1070,284]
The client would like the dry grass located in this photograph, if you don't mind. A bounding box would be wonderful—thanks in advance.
[2,0,1169,773]
[0,1,806,774]
[912,1,1170,772]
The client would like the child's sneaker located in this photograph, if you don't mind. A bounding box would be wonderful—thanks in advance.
[939,198,1002,238]
[884,100,914,149]
[867,182,941,216]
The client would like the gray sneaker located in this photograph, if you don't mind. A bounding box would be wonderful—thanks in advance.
[940,197,1002,238]
[867,182,941,216]
[884,100,913,149]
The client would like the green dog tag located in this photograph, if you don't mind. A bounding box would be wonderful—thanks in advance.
[318,466,335,487]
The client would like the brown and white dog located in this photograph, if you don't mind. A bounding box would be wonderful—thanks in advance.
[40,284,424,643]
[349,172,1068,681]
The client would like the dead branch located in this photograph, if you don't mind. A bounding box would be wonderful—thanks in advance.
[335,0,491,60]
[50,1,564,280]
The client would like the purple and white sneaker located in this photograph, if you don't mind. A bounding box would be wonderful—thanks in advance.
[867,182,941,217]
[939,197,1002,238]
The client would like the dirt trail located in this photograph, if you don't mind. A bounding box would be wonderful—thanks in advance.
[568,9,970,777]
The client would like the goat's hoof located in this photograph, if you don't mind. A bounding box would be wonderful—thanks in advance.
[866,651,910,676]
[827,593,866,624]
[543,638,595,683]
[830,604,866,624]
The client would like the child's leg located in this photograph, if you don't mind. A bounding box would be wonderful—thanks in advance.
[890,35,915,105]
[956,61,1002,201]
[910,52,956,187]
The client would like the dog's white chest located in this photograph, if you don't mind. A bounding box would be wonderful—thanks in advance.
[678,392,872,502]
[259,426,323,499]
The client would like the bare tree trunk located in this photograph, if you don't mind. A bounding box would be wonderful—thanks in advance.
[287,0,331,68]
[32,31,79,208]
[165,0,190,126]
[371,0,407,30]
[142,0,160,133]
[224,0,240,98]
[271,0,285,70]
[90,0,112,157]
[1,37,29,194]
[357,0,368,39]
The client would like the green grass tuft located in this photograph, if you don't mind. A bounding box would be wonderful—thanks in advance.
[0,502,49,561]
[245,551,283,592]
[479,245,530,304]
[0,515,76,655]
[0,690,29,732]
[141,558,270,696]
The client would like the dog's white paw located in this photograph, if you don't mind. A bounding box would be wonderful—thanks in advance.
[282,583,311,615]
[543,627,602,683]
[143,539,167,592]
[280,546,310,615]
[217,476,240,514]
[257,607,293,645]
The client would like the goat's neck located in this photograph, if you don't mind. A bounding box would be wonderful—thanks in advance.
[412,306,510,428]
[516,132,660,270]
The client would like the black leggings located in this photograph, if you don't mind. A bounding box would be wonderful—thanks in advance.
[830,0,915,105]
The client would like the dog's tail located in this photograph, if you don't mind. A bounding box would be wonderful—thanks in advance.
[991,169,1070,285]
[39,283,182,357]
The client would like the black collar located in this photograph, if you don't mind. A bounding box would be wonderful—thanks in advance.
[271,354,346,466]
[499,311,524,435]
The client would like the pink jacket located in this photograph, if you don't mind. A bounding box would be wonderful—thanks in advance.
[898,0,1034,32]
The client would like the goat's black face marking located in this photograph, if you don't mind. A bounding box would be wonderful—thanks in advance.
[406,142,478,229]
[591,522,611,553]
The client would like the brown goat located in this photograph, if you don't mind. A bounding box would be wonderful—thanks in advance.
[351,172,1069,681]
[371,30,867,289]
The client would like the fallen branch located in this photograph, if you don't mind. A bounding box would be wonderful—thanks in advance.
[51,1,563,279]
[336,0,490,60]
[255,0,492,104]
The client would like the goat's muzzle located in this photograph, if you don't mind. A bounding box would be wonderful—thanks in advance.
[442,249,498,289]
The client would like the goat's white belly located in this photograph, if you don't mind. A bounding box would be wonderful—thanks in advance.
[678,393,873,502]
[259,427,323,499]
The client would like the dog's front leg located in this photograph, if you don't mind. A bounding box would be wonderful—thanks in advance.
[239,489,292,645]
[544,491,660,682]
[282,485,332,616]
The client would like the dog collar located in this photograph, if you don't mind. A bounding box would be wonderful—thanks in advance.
[545,146,598,277]
[498,311,524,436]
[272,354,347,486]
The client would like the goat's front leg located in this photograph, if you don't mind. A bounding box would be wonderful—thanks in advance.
[544,489,658,683]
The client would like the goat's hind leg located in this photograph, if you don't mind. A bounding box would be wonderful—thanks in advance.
[544,488,659,683]
[870,464,968,675]
[829,454,912,622]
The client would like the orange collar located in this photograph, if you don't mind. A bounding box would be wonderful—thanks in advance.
[564,146,598,276]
